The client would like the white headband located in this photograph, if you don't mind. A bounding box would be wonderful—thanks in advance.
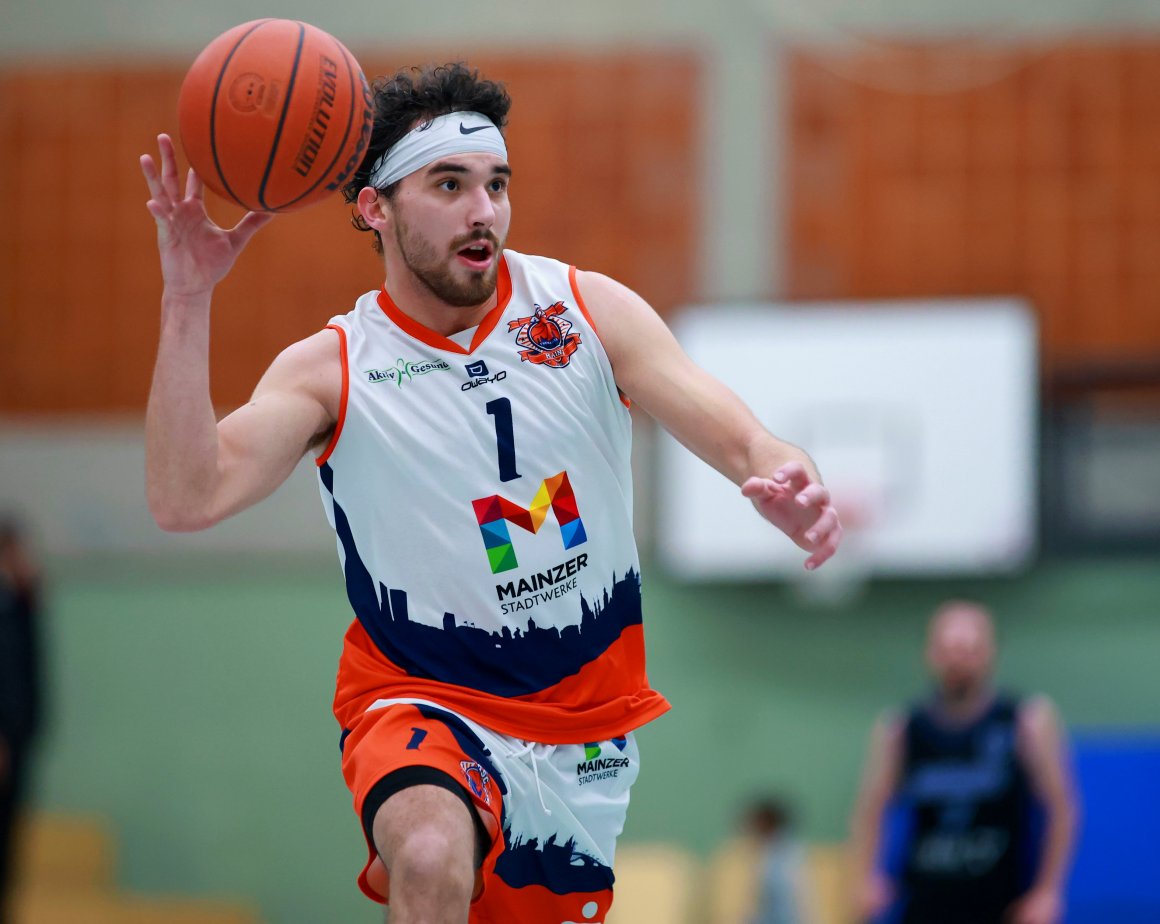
[368,110,508,188]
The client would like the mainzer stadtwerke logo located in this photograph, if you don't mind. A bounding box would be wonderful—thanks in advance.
[576,738,629,786]
[364,357,451,388]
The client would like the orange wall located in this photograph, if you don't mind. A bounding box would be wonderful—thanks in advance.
[0,51,700,413]
[786,40,1160,367]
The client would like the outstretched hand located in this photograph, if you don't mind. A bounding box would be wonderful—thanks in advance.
[741,461,842,571]
[140,133,274,298]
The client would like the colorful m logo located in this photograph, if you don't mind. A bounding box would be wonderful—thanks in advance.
[471,471,587,573]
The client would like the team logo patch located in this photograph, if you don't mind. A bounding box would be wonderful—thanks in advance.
[507,302,582,368]
[460,760,492,805]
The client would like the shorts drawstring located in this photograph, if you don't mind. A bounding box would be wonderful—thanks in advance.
[510,741,553,816]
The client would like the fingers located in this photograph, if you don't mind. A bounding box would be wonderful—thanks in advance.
[157,133,181,202]
[740,475,775,500]
[230,210,276,249]
[803,505,839,545]
[141,134,182,220]
[186,167,204,201]
[794,481,830,511]
[804,513,842,571]
[140,152,164,202]
[772,460,811,493]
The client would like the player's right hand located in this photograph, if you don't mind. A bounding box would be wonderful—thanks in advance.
[140,133,274,299]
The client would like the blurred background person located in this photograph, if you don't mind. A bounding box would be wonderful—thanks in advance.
[849,600,1078,924]
[745,795,814,924]
[0,516,45,924]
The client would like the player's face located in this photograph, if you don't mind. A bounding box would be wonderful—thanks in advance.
[388,154,512,308]
[926,606,995,699]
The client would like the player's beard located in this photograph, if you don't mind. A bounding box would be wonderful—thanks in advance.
[393,215,502,308]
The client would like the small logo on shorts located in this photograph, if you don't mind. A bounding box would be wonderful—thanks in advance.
[461,760,492,805]
[576,741,629,786]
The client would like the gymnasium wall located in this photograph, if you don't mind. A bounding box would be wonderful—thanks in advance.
[786,41,1160,367]
[0,51,699,413]
[3,2,1159,923]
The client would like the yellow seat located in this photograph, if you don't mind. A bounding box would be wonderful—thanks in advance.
[704,837,854,924]
[11,811,263,924]
[804,843,853,924]
[605,843,700,924]
[13,890,262,924]
[14,813,116,891]
[704,837,761,924]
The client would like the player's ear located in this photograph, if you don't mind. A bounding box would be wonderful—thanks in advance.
[357,187,392,235]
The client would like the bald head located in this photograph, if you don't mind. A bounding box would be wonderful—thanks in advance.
[925,600,996,701]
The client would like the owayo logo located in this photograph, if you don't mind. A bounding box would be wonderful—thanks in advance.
[462,359,507,391]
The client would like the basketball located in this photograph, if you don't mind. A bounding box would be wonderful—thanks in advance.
[177,19,373,213]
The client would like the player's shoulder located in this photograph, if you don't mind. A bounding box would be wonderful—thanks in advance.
[257,326,344,410]
[1015,693,1062,734]
[876,708,907,740]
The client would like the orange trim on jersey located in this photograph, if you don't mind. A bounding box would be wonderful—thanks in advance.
[333,620,670,744]
[376,255,513,355]
[569,264,632,409]
[316,324,349,467]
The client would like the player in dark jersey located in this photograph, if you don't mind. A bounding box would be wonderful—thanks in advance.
[849,601,1078,924]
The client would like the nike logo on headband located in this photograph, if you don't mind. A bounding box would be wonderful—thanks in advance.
[459,123,490,135]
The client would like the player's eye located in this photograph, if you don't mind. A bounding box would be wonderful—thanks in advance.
[489,178,507,193]
[439,178,459,191]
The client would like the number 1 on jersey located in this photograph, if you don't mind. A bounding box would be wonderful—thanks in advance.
[486,398,521,483]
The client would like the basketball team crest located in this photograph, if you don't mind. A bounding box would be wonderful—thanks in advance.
[508,301,582,368]
[460,760,493,805]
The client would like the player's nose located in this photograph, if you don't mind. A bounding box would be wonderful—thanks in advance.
[466,185,497,228]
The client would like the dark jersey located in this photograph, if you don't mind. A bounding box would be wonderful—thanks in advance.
[896,694,1035,924]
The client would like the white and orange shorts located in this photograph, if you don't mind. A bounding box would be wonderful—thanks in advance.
[340,698,641,924]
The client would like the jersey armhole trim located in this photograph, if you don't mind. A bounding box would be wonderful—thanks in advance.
[569,264,631,409]
[316,323,349,467]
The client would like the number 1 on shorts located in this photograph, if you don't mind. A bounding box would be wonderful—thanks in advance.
[406,727,428,750]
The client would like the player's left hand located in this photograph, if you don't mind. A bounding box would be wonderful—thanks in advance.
[1008,887,1064,924]
[741,461,841,571]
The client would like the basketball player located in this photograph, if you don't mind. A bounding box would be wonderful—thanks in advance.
[140,63,841,924]
[849,601,1077,924]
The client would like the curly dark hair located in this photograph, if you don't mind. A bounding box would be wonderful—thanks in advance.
[344,62,512,253]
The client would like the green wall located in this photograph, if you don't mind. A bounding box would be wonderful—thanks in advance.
[31,553,1160,923]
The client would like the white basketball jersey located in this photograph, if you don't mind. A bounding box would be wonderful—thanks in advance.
[319,250,669,743]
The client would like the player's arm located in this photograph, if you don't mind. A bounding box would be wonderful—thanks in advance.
[575,270,841,569]
[141,132,337,531]
[848,713,903,921]
[146,327,339,531]
[1010,696,1078,924]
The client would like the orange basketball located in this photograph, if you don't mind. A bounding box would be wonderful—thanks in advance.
[178,19,373,212]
